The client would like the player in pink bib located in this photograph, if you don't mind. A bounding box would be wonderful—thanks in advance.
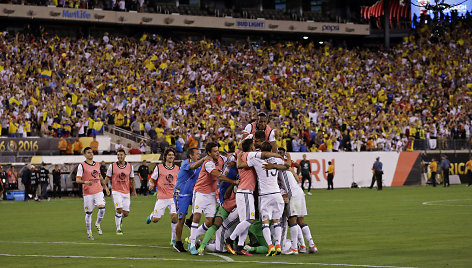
[105,149,137,235]
[146,148,180,245]
[75,147,110,240]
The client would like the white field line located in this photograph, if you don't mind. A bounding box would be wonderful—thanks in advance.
[0,240,171,249]
[207,252,234,262]
[422,199,472,207]
[0,241,419,268]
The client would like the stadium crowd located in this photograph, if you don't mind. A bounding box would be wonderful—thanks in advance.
[1,14,472,154]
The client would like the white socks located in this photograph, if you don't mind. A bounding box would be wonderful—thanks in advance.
[301,224,315,247]
[273,222,282,245]
[95,207,105,226]
[289,223,299,250]
[115,213,122,230]
[190,222,210,248]
[230,220,251,241]
[85,212,92,233]
[262,223,272,247]
[171,221,177,241]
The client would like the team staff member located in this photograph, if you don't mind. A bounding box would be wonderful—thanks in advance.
[440,155,451,187]
[38,163,50,201]
[326,161,334,190]
[466,156,472,187]
[373,157,383,190]
[52,165,62,198]
[106,148,137,235]
[241,112,277,152]
[429,158,438,187]
[0,166,7,200]
[138,160,150,196]
[299,154,312,195]
[76,147,110,240]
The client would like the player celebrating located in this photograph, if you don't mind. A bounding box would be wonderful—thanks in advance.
[146,148,180,245]
[237,141,285,256]
[75,147,110,240]
[226,138,282,255]
[188,142,237,255]
[241,112,277,152]
[172,148,209,252]
[105,148,137,235]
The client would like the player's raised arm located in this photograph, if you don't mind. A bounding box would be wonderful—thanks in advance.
[189,154,211,170]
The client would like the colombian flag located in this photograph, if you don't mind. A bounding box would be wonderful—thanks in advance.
[39,70,52,79]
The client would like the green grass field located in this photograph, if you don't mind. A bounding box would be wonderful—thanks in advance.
[1,186,471,268]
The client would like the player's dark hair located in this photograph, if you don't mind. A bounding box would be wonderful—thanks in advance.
[258,112,267,117]
[254,130,265,140]
[261,141,272,152]
[117,148,126,154]
[163,147,176,163]
[187,147,199,158]
[205,142,219,154]
[83,147,93,154]
[328,161,332,165]
[278,147,286,152]
[242,139,253,152]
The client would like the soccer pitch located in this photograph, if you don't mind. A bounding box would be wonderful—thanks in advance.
[1,186,471,268]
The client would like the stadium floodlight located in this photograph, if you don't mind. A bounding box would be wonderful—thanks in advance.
[303,36,308,40]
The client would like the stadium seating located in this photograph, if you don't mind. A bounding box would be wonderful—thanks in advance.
[0,12,471,154]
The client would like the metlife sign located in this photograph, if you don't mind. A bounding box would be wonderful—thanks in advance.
[62,10,91,19]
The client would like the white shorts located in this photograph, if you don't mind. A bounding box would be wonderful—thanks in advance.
[151,198,176,219]
[289,192,307,217]
[236,192,255,221]
[258,193,284,221]
[112,191,131,212]
[192,191,216,218]
[83,192,105,212]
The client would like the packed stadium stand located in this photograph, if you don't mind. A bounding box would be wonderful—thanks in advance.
[0,0,472,194]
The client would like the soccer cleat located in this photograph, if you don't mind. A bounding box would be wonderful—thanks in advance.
[307,192,312,196]
[282,247,299,255]
[197,247,205,255]
[225,238,236,255]
[95,224,103,235]
[237,249,253,256]
[173,241,187,253]
[170,240,176,246]
[189,246,199,255]
[299,245,307,253]
[275,244,282,255]
[266,245,276,256]
[309,245,318,253]
[185,236,191,249]
[87,232,94,240]
[116,229,123,235]
[145,216,152,224]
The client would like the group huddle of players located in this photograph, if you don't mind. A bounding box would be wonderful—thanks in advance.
[147,113,318,256]
[76,113,317,256]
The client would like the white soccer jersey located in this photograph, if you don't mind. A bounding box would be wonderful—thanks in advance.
[278,170,304,198]
[246,152,283,195]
